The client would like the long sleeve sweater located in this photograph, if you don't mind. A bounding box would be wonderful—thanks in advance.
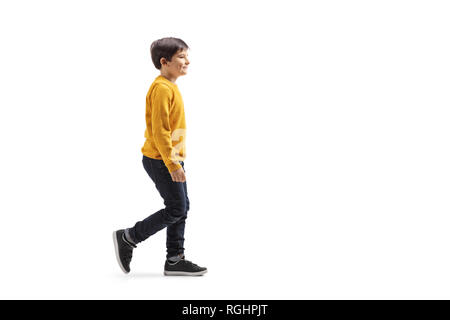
[141,75,186,173]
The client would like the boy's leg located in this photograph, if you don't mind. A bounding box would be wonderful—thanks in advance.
[166,178,190,259]
[127,157,187,247]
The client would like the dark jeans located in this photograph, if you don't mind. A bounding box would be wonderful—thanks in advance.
[128,155,189,259]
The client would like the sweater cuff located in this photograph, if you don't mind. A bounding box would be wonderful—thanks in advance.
[166,161,182,173]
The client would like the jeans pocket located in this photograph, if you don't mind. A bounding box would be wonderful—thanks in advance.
[159,164,173,179]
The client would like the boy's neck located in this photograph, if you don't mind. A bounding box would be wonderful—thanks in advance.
[160,71,178,84]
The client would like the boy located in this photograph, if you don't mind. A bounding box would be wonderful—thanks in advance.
[113,37,207,276]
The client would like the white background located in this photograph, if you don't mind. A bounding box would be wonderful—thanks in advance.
[0,0,449,299]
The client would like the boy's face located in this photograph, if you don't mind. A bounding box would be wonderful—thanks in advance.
[161,49,190,77]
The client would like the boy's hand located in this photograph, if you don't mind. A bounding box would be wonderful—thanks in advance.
[170,167,186,183]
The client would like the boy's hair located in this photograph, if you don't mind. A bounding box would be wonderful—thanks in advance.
[150,37,189,70]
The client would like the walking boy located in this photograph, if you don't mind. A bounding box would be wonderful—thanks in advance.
[113,37,207,276]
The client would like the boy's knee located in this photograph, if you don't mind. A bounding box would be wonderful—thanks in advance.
[164,203,187,222]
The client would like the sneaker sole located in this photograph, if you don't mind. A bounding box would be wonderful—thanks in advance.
[164,270,208,276]
[112,231,129,274]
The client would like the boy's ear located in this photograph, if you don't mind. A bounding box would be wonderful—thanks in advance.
[160,56,172,66]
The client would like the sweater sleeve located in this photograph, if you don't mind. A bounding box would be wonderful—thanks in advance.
[150,84,182,173]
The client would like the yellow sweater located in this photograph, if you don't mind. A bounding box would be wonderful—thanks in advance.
[141,75,186,173]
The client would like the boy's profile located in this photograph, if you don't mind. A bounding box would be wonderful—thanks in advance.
[113,37,207,276]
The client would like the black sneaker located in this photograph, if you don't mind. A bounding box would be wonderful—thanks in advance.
[112,229,136,274]
[164,257,208,276]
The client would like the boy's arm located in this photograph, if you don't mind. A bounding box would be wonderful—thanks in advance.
[150,84,183,173]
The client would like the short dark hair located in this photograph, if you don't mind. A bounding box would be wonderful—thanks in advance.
[150,37,189,70]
